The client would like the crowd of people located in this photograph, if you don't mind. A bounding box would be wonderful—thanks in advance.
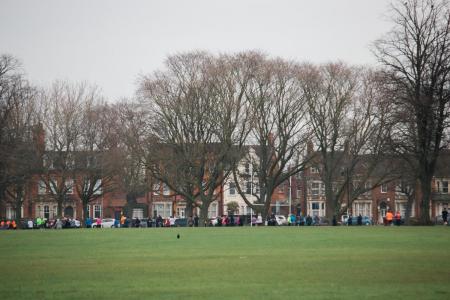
[0,219,17,229]
[1,208,448,229]
[0,217,80,230]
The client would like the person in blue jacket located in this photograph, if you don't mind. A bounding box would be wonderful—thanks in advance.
[85,217,92,228]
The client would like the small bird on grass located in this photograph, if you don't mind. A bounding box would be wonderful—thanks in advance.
[177,234,180,239]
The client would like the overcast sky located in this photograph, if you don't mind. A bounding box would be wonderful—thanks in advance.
[0,0,393,101]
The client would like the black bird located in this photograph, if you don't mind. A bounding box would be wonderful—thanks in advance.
[177,234,180,239]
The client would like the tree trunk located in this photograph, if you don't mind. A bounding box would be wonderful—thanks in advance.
[57,197,63,219]
[199,204,209,227]
[419,177,432,225]
[261,199,270,224]
[404,193,414,225]
[81,200,88,228]
[14,185,24,228]
[185,200,193,218]
[324,182,336,220]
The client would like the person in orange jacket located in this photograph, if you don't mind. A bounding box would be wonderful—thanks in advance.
[385,210,394,226]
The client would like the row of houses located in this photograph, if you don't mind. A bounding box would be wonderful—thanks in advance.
[1,144,449,223]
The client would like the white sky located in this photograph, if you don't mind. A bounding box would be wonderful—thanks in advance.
[0,0,393,101]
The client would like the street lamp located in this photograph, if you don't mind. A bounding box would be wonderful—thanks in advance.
[346,167,350,216]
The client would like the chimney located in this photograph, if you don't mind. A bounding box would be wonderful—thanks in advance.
[33,123,45,155]
[307,141,314,155]
[268,132,275,146]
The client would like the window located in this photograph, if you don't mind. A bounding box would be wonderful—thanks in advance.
[6,206,16,219]
[311,181,325,196]
[85,205,90,218]
[364,181,372,195]
[155,203,164,217]
[50,179,57,194]
[162,183,170,195]
[244,163,250,174]
[38,180,46,195]
[65,179,73,194]
[132,208,144,219]
[311,166,319,174]
[176,207,185,218]
[309,201,325,217]
[208,202,218,218]
[37,204,55,219]
[353,202,372,217]
[153,182,160,195]
[311,182,320,195]
[164,203,172,217]
[381,183,388,193]
[153,202,172,218]
[44,205,50,219]
[437,180,449,193]
[229,182,236,195]
[246,181,252,194]
[94,205,102,219]
[395,201,407,217]
[93,179,102,195]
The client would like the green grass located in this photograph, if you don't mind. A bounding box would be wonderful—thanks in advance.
[1,227,449,300]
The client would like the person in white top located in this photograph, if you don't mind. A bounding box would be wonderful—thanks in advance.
[169,216,176,227]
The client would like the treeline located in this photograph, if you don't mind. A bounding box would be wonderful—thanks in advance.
[1,0,449,225]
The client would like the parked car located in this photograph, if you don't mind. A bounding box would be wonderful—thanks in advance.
[174,218,188,227]
[92,218,116,228]
[341,215,373,225]
[207,217,216,226]
[138,218,148,228]
[275,215,287,225]
[73,219,81,228]
[256,216,263,225]
[313,216,330,226]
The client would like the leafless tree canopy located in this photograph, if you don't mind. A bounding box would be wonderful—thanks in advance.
[139,51,253,222]
[375,0,450,224]
[39,81,113,219]
[301,63,392,218]
[232,54,311,221]
[0,54,40,223]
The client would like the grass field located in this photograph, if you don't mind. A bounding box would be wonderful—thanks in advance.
[1,226,449,300]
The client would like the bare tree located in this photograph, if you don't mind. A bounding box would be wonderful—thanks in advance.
[232,55,311,222]
[112,100,150,215]
[73,98,118,226]
[301,63,393,220]
[0,54,40,224]
[375,0,450,224]
[39,81,98,219]
[0,54,23,199]
[139,51,253,224]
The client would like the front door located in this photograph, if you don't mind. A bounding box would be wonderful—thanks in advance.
[379,202,387,224]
